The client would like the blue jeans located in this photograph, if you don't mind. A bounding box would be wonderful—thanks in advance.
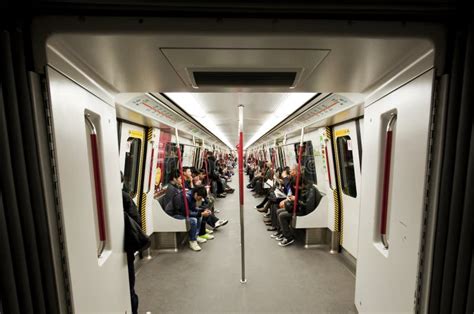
[174,215,200,241]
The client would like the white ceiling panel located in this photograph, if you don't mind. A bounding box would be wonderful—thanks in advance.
[165,92,316,148]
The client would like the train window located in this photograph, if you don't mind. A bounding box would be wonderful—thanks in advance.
[293,141,317,185]
[162,143,179,188]
[154,131,172,195]
[336,136,357,197]
[182,145,195,167]
[194,148,201,169]
[123,137,142,197]
[278,146,285,167]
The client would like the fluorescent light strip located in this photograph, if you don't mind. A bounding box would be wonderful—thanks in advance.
[165,93,233,149]
[244,93,315,149]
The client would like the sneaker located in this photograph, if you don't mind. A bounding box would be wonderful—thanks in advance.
[258,208,268,213]
[255,204,264,209]
[279,237,295,247]
[217,194,226,198]
[215,219,229,229]
[267,226,277,231]
[189,241,201,251]
[275,234,285,241]
[200,233,215,240]
[263,217,271,223]
[270,232,282,238]
[206,228,214,234]
[196,237,207,244]
[263,213,271,218]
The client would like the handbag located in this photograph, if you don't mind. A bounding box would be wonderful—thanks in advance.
[124,212,151,253]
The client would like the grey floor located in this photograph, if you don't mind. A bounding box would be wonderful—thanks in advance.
[136,178,357,313]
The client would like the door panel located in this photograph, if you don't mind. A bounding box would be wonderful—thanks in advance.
[333,121,362,258]
[47,67,130,312]
[355,70,434,312]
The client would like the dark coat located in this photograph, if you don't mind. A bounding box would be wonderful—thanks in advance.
[297,185,322,216]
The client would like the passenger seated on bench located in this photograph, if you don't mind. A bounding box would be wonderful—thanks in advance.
[170,186,212,251]
[193,177,229,232]
[274,175,321,247]
[182,166,194,190]
[162,170,182,214]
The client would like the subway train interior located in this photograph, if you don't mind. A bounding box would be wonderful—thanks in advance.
[1,2,473,313]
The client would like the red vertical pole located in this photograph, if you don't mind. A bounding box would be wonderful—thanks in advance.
[238,104,246,283]
[293,128,304,217]
[175,132,190,219]
[293,145,303,217]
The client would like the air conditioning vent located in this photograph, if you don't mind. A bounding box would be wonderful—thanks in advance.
[193,71,297,87]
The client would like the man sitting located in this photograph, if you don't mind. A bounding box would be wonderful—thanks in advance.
[275,175,322,247]
[169,186,212,251]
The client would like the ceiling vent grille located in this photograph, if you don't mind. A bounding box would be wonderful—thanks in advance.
[192,71,297,87]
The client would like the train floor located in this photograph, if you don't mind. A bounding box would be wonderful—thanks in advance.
[135,179,357,313]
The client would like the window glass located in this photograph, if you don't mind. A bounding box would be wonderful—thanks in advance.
[154,131,171,195]
[293,141,317,185]
[182,145,195,167]
[336,135,357,197]
[123,137,142,197]
[162,142,179,188]
[278,147,285,167]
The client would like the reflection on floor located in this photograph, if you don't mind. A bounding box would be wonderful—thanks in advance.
[136,178,356,313]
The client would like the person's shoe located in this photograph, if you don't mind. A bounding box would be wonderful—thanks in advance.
[255,204,264,209]
[264,222,272,226]
[226,189,235,194]
[215,219,229,229]
[196,236,207,244]
[257,208,267,213]
[275,234,285,241]
[200,233,215,240]
[217,194,226,198]
[206,228,214,234]
[279,237,295,247]
[189,241,202,251]
[271,232,282,238]
[246,184,253,189]
[267,226,277,231]
[263,217,271,223]
[263,212,271,218]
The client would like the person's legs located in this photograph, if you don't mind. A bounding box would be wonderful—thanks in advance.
[256,196,268,208]
[127,252,139,314]
[277,211,294,239]
[199,216,209,236]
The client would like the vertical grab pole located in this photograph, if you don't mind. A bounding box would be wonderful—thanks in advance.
[293,128,304,218]
[175,128,190,219]
[238,104,246,284]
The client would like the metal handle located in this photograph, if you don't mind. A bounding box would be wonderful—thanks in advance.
[380,113,397,249]
[85,114,106,258]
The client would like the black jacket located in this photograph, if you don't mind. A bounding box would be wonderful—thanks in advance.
[122,191,139,224]
[297,185,322,216]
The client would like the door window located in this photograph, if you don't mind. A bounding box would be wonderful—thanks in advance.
[336,136,357,197]
[123,137,142,197]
